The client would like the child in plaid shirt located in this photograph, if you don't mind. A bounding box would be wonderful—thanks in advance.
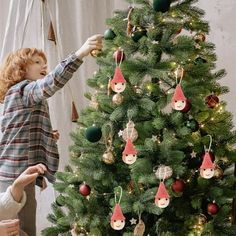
[0,34,103,236]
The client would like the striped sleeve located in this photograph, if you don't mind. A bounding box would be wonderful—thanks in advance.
[22,53,83,106]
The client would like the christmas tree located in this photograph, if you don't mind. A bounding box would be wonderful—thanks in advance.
[43,0,236,235]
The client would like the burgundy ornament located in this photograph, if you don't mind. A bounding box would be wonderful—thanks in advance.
[171,179,185,193]
[113,48,125,63]
[79,183,91,196]
[207,202,219,215]
[205,94,219,108]
[182,100,191,113]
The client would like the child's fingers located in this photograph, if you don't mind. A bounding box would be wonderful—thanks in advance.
[89,34,103,41]
[25,164,46,175]
[36,163,47,173]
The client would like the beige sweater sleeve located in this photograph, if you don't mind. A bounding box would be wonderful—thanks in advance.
[0,186,26,220]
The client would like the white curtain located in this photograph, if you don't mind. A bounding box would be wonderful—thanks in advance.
[0,0,235,234]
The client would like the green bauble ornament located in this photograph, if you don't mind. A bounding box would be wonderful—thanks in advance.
[85,125,102,143]
[186,119,199,132]
[131,26,147,42]
[194,56,207,65]
[153,0,171,13]
[104,28,116,40]
[88,228,102,236]
[55,194,66,207]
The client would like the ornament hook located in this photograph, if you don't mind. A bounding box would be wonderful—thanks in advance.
[114,186,123,204]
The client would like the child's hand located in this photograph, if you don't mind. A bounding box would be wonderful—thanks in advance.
[11,164,47,202]
[13,164,47,189]
[75,34,103,60]
[52,130,60,140]
[0,219,20,236]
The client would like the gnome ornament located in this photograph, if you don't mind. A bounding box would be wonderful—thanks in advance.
[200,135,215,179]
[171,84,190,112]
[171,67,190,112]
[200,152,215,179]
[110,204,126,230]
[110,66,126,105]
[122,138,138,165]
[155,182,170,208]
[111,67,126,93]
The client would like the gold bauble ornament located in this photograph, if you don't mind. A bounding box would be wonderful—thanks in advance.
[214,165,224,179]
[194,32,206,42]
[134,219,145,236]
[71,223,88,236]
[102,150,115,164]
[112,93,124,105]
[90,49,102,57]
[195,214,207,225]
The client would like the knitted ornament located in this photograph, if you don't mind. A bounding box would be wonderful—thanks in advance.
[110,204,126,230]
[172,84,190,112]
[155,182,170,208]
[110,67,126,93]
[122,138,138,165]
[154,165,173,180]
[122,120,138,142]
[200,152,215,179]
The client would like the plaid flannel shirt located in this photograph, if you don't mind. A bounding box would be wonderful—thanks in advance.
[0,53,83,183]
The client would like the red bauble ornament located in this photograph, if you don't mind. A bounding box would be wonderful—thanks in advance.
[171,179,185,193]
[205,94,219,108]
[201,151,215,162]
[79,183,91,196]
[207,202,219,215]
[113,48,125,63]
[182,100,191,113]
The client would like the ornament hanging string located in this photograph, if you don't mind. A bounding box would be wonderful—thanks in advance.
[104,123,114,149]
[128,120,134,140]
[116,50,124,67]
[205,134,213,152]
[127,111,135,140]
[114,186,123,204]
[175,65,184,84]
[107,76,112,96]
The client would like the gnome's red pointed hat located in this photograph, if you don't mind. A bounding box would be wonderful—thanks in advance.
[200,152,214,169]
[111,67,126,84]
[155,182,170,199]
[122,138,137,155]
[172,84,186,102]
[111,204,126,220]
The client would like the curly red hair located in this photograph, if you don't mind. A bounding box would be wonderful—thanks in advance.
[0,48,47,103]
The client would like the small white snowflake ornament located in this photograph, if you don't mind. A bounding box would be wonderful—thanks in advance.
[155,182,170,208]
